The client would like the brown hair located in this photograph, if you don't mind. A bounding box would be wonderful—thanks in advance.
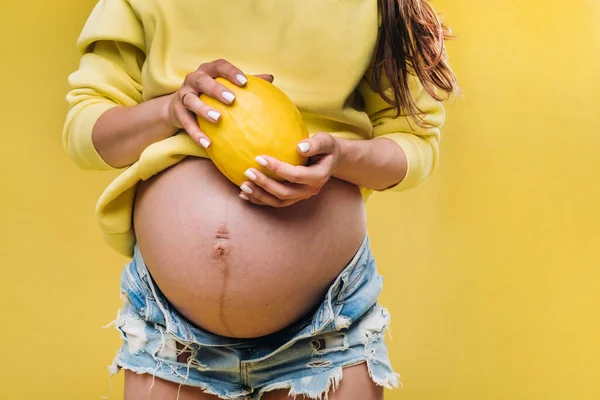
[374,0,459,126]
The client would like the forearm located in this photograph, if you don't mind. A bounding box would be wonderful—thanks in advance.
[332,137,408,191]
[92,93,178,168]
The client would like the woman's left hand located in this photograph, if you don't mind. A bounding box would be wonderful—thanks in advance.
[239,132,342,207]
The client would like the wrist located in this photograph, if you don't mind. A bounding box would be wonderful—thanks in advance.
[161,93,178,128]
[333,137,363,177]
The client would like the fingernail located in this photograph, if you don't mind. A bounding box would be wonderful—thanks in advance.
[255,156,268,167]
[239,193,249,201]
[222,91,235,103]
[199,138,210,148]
[236,74,248,85]
[207,110,221,121]
[240,183,253,194]
[244,169,257,181]
[298,142,310,153]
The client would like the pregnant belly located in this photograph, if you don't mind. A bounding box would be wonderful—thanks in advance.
[133,157,367,339]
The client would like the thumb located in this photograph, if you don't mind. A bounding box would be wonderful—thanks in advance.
[297,133,334,157]
[253,74,275,83]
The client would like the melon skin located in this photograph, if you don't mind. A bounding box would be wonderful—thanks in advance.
[198,76,309,187]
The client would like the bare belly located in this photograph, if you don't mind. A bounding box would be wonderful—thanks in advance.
[133,157,366,338]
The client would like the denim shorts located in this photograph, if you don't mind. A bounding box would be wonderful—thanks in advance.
[106,234,401,399]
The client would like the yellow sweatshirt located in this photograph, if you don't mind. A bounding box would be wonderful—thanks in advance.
[63,0,446,257]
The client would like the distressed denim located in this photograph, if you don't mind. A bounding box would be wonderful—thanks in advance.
[106,234,401,399]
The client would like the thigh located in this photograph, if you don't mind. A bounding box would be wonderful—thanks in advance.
[261,362,384,400]
[124,370,221,400]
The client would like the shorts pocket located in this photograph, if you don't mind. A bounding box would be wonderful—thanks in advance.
[120,259,153,316]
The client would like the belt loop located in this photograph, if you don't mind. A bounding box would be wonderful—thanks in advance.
[310,297,334,335]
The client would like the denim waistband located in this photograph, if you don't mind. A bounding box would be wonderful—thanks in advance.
[129,232,375,349]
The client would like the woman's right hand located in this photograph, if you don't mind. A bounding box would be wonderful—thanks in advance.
[166,59,274,148]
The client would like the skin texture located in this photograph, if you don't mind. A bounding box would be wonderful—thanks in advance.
[133,157,367,338]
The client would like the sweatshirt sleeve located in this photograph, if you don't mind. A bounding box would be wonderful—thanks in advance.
[62,0,146,171]
[357,72,446,192]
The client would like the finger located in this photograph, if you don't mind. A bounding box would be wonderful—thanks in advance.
[257,156,327,186]
[239,181,291,208]
[239,192,259,204]
[253,74,275,83]
[296,132,336,157]
[198,59,248,86]
[243,168,310,200]
[239,192,269,206]
[176,104,211,148]
[187,73,237,105]
[181,91,222,123]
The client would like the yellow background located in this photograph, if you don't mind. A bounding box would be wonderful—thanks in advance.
[1,0,598,399]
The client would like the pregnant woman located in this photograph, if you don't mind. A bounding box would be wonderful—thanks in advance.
[62,1,457,399]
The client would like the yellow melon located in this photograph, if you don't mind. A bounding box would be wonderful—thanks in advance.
[198,76,309,187]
